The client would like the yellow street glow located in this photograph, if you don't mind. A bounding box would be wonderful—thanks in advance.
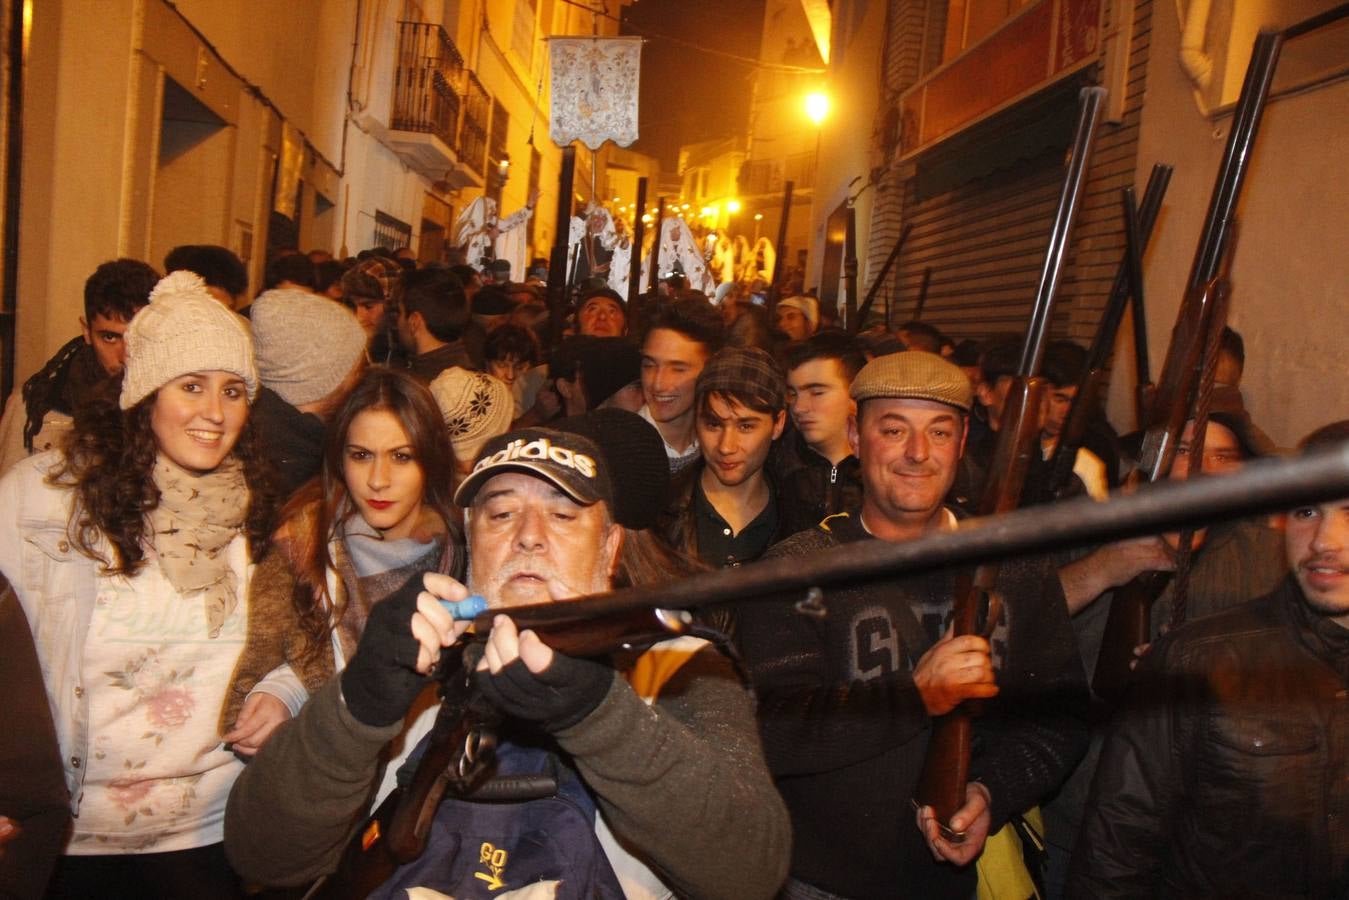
[805,91,830,125]
[727,199,742,213]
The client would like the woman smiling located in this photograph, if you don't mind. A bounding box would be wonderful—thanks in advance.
[0,271,280,896]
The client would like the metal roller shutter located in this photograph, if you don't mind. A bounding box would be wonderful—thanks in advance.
[890,148,1067,339]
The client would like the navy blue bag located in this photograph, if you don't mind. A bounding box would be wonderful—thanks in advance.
[368,741,626,900]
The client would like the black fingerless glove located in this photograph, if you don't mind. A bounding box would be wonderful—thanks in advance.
[341,573,430,727]
[471,645,614,733]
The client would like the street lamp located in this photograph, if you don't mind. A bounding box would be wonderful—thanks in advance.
[804,91,825,211]
[805,91,830,126]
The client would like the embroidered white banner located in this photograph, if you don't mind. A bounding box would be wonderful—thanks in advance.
[548,36,641,150]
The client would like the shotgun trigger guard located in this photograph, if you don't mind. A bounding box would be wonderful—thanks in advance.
[909,798,968,845]
[937,821,967,844]
[976,590,1003,640]
[795,587,827,619]
[455,726,497,782]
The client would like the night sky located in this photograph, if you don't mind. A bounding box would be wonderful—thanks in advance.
[621,0,767,169]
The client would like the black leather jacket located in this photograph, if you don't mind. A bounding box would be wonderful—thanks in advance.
[1069,577,1349,898]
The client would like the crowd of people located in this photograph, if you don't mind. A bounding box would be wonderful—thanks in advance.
[0,236,1344,900]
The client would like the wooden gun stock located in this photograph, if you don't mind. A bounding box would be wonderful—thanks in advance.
[914,377,1044,827]
[914,85,1103,832]
[1091,276,1227,699]
[1090,570,1172,703]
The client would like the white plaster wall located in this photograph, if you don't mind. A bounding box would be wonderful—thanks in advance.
[170,0,344,159]
[1109,2,1349,447]
[808,0,886,300]
[17,0,138,379]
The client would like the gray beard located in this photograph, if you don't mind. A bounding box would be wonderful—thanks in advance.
[467,557,610,608]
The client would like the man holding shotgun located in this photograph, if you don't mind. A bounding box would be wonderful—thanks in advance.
[1069,422,1349,897]
[224,427,790,898]
[731,351,1088,899]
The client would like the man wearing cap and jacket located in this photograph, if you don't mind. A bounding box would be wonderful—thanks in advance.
[1039,387,1290,895]
[225,427,790,898]
[730,351,1089,900]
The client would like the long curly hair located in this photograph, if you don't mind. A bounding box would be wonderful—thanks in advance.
[278,366,462,663]
[56,377,279,574]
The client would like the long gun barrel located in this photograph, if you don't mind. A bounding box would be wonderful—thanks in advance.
[842,202,859,331]
[646,197,665,293]
[914,85,1105,831]
[545,146,577,347]
[324,442,1349,899]
[851,223,912,334]
[767,181,794,306]
[1125,186,1155,425]
[1086,2,1349,692]
[628,177,648,310]
[1042,164,1173,502]
[1092,29,1288,701]
[913,266,933,322]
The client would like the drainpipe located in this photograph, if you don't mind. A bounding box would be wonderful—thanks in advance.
[2,0,26,402]
[1178,0,1214,97]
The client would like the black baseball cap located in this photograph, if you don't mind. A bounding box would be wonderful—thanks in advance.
[454,427,614,509]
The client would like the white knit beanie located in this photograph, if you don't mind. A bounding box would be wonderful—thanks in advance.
[250,288,369,407]
[428,368,514,465]
[119,271,258,409]
[777,295,820,330]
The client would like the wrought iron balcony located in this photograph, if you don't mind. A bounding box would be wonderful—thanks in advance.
[459,72,490,179]
[392,21,463,146]
[388,21,482,187]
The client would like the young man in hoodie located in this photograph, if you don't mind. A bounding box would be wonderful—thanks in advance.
[775,331,867,536]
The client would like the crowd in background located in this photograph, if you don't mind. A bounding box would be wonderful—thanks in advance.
[0,231,1344,900]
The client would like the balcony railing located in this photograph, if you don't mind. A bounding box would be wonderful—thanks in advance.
[391,21,464,149]
[459,72,490,178]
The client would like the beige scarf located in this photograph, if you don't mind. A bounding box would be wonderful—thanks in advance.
[149,454,249,638]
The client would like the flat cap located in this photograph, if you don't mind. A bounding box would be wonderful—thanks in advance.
[849,350,972,412]
[696,346,786,412]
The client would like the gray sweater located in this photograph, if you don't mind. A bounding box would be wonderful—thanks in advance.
[224,643,790,899]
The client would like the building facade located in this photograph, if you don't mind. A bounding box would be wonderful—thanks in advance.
[9,0,633,388]
[809,0,1347,445]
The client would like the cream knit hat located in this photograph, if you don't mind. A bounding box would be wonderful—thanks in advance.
[429,367,514,465]
[250,288,369,407]
[119,271,258,409]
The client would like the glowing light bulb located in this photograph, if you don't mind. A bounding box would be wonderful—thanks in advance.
[805,91,830,125]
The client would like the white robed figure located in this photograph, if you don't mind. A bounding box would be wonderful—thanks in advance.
[742,237,775,286]
[566,204,633,296]
[640,218,713,294]
[454,194,535,275]
[607,217,633,297]
[710,235,737,285]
